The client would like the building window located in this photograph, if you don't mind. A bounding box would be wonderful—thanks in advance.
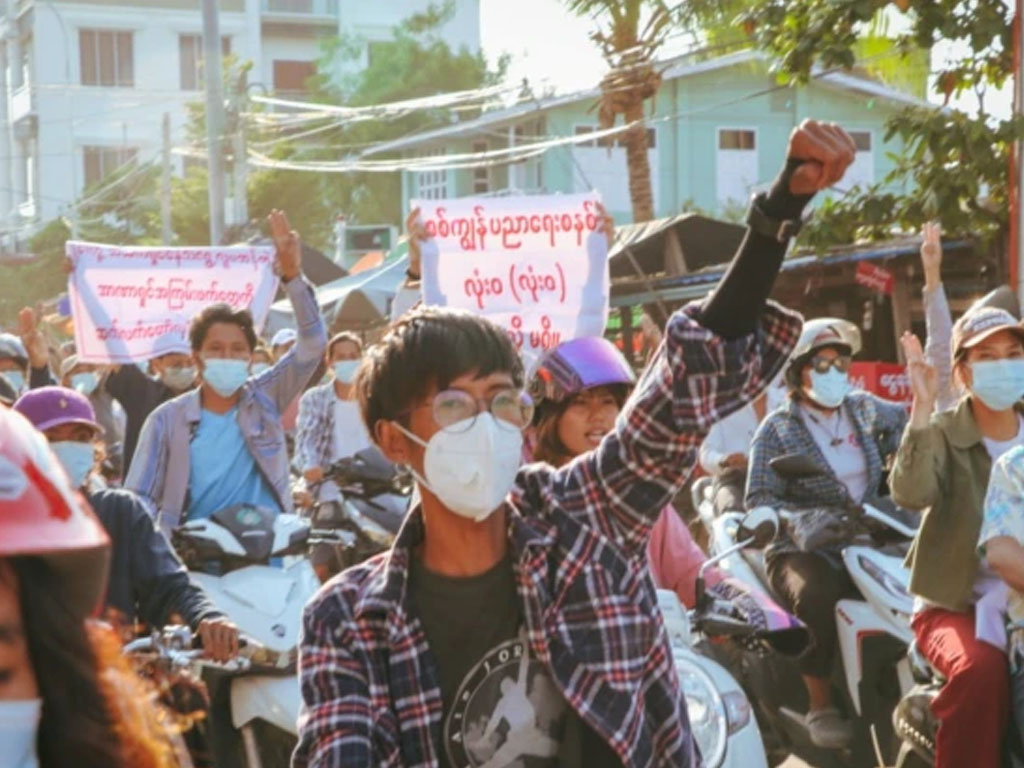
[716,127,758,207]
[844,130,874,190]
[79,29,133,87]
[83,146,138,188]
[417,151,447,200]
[574,124,655,149]
[472,141,489,194]
[718,129,755,150]
[180,34,231,91]
[273,60,316,94]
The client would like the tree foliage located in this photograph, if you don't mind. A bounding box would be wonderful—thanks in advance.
[305,1,505,226]
[726,0,1020,249]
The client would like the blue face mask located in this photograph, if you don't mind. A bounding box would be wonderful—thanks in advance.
[807,368,851,409]
[202,358,250,397]
[251,363,271,377]
[332,360,359,384]
[50,440,96,489]
[70,371,100,396]
[970,359,1024,411]
[1,369,25,394]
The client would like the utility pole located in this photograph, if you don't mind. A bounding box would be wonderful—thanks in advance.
[231,69,248,232]
[161,112,172,245]
[201,0,225,246]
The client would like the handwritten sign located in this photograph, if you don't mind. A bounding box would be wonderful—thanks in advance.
[855,261,894,295]
[412,193,608,363]
[67,241,279,363]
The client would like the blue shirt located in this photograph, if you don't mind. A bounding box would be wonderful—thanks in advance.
[187,407,281,521]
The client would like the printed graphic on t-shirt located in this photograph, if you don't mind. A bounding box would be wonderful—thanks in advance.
[445,635,566,768]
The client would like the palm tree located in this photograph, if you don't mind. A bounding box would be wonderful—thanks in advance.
[564,1,681,223]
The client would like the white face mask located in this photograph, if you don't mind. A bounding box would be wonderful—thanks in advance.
[160,365,196,391]
[0,698,41,768]
[395,414,523,522]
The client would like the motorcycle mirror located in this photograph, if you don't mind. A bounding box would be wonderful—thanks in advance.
[737,506,779,549]
[769,453,828,480]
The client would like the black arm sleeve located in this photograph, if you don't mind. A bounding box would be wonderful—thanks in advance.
[699,159,813,339]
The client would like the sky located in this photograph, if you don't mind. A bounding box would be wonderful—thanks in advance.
[479,0,1014,120]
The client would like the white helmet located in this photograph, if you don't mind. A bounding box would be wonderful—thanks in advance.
[785,318,861,389]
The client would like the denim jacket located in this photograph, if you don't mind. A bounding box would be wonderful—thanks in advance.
[125,277,327,535]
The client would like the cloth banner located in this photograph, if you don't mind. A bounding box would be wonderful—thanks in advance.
[412,193,609,366]
[67,241,279,363]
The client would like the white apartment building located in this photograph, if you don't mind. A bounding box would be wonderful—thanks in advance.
[0,0,480,246]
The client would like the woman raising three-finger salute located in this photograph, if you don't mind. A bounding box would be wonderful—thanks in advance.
[892,306,1024,768]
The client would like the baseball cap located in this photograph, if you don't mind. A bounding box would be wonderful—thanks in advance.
[0,332,27,364]
[13,386,104,435]
[271,328,297,348]
[952,306,1024,359]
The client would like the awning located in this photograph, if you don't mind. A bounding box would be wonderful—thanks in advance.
[266,250,409,334]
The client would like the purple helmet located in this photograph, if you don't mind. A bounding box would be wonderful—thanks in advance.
[530,336,636,405]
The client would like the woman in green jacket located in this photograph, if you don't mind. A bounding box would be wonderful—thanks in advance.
[892,306,1024,768]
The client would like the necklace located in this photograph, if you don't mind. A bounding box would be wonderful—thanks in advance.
[806,409,845,448]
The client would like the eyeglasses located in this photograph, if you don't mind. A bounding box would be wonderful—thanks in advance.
[809,354,852,374]
[410,388,535,433]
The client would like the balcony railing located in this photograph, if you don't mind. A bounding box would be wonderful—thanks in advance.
[262,0,338,16]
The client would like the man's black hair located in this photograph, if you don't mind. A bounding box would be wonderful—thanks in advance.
[327,331,363,359]
[189,303,258,352]
[357,306,523,441]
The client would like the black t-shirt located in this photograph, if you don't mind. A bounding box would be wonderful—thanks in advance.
[409,553,621,768]
[105,364,176,474]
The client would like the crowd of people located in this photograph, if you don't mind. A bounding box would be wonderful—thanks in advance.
[3,117,1024,768]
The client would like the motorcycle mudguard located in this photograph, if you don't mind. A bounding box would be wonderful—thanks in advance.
[835,598,910,716]
[231,675,300,735]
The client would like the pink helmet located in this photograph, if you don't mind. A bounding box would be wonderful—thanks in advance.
[0,408,109,618]
[530,336,636,405]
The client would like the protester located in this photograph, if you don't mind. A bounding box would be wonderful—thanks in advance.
[126,210,328,536]
[745,317,907,748]
[270,327,297,360]
[292,119,856,767]
[699,387,771,514]
[103,340,196,475]
[252,344,273,376]
[0,331,29,396]
[0,372,15,406]
[530,334,725,609]
[0,407,183,768]
[295,331,372,504]
[891,307,1024,768]
[919,221,957,412]
[60,354,124,457]
[13,386,239,661]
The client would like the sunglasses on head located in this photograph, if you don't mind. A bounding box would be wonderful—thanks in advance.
[809,354,852,375]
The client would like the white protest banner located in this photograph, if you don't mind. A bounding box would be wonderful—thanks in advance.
[411,193,608,363]
[67,242,279,363]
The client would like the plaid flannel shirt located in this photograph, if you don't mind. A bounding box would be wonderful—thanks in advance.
[745,392,907,558]
[293,300,801,768]
[296,382,337,473]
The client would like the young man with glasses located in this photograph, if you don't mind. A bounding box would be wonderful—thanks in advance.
[745,319,908,748]
[294,120,858,768]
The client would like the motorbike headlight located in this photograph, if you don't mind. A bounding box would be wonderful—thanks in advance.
[858,555,909,602]
[676,655,727,768]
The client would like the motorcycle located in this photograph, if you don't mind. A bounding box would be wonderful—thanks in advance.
[306,447,411,579]
[172,506,351,768]
[693,454,918,768]
[656,509,812,768]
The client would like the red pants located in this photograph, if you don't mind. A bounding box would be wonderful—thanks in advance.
[912,607,1010,768]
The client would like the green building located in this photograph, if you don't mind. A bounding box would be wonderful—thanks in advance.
[364,49,927,224]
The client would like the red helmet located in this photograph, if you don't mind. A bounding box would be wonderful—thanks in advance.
[0,407,109,618]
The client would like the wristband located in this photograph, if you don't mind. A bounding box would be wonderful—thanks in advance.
[746,192,805,243]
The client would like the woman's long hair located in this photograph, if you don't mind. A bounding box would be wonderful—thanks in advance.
[8,557,178,768]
